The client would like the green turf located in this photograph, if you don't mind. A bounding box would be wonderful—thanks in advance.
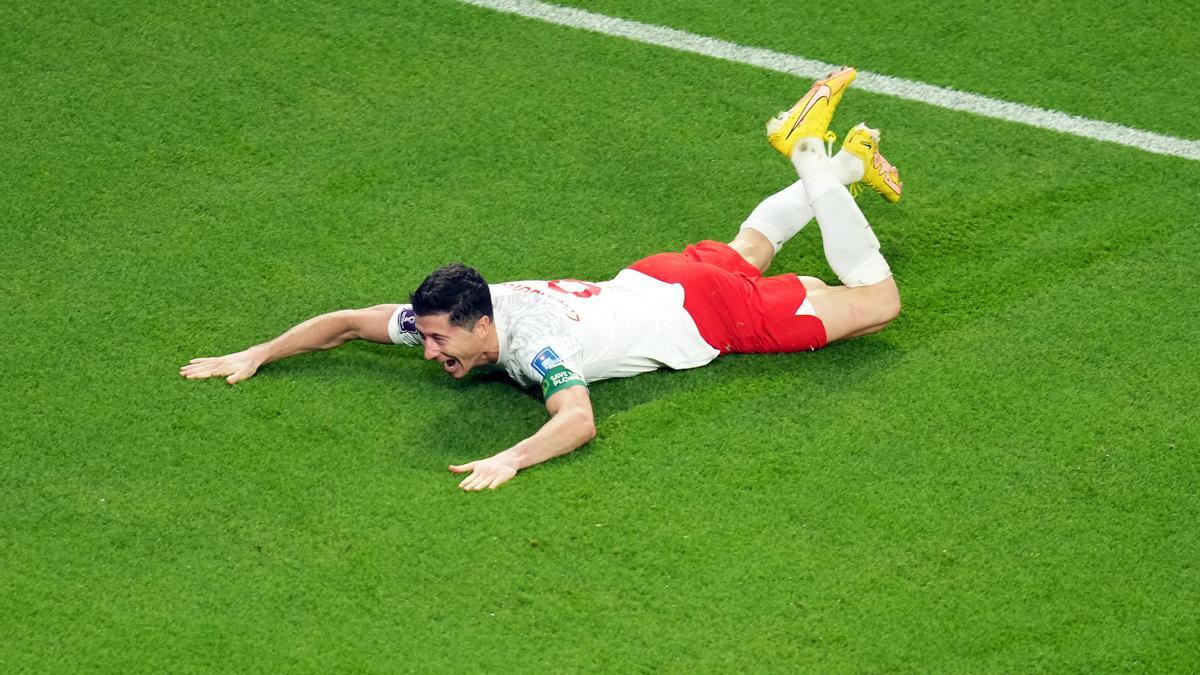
[3,0,1199,671]
[553,0,1200,139]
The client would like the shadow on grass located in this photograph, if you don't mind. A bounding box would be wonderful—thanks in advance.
[432,336,905,472]
[256,335,905,469]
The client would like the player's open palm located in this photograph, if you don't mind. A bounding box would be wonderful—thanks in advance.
[449,455,519,491]
[179,350,260,385]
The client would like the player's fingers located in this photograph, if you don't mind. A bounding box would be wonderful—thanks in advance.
[448,462,476,474]
[183,367,220,379]
[225,368,252,385]
[462,472,491,491]
[486,474,507,490]
[185,364,224,379]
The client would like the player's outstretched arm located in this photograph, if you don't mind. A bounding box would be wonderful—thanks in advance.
[179,304,401,385]
[449,385,596,491]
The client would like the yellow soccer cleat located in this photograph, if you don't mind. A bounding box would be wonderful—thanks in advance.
[766,67,857,158]
[842,123,904,203]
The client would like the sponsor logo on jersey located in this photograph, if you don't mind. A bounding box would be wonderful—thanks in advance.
[398,308,417,333]
[530,346,563,377]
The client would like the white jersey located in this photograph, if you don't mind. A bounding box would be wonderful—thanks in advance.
[387,269,718,397]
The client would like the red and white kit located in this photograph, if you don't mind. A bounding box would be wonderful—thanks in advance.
[387,240,826,389]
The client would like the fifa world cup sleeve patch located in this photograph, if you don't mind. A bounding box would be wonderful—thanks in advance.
[388,305,421,345]
[530,346,564,377]
[529,346,585,399]
[398,308,416,332]
[540,364,586,400]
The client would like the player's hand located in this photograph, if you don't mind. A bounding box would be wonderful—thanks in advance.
[449,454,519,491]
[179,349,261,385]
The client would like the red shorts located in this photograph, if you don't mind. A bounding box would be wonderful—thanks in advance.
[628,240,827,354]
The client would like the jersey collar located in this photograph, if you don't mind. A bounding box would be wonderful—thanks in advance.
[490,285,511,366]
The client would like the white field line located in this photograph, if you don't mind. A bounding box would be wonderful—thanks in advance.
[456,0,1200,162]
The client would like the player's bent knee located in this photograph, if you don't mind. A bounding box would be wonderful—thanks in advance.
[807,281,899,343]
[876,288,901,325]
[863,278,900,327]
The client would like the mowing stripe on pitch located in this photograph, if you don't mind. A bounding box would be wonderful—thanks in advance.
[455,0,1200,162]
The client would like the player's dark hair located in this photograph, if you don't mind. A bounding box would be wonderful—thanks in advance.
[411,263,493,329]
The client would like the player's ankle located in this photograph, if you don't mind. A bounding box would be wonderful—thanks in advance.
[790,141,832,180]
[832,149,865,185]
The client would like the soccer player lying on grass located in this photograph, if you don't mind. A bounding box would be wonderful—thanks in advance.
[181,68,904,491]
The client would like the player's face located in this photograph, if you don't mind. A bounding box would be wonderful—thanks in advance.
[414,313,487,379]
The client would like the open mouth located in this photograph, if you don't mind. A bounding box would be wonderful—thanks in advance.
[442,357,459,373]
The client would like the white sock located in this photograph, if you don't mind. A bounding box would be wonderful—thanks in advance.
[739,180,813,253]
[831,149,865,186]
[793,137,865,187]
[789,137,832,179]
[791,146,891,287]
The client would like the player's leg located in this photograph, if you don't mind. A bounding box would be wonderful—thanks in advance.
[727,228,775,274]
[797,275,827,290]
[723,69,907,347]
[795,274,895,340]
[736,269,897,354]
[729,157,870,274]
[731,67,863,275]
[730,180,813,272]
[789,136,901,342]
[802,278,900,342]
[758,64,902,341]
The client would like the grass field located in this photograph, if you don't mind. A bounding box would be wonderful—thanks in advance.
[3,0,1199,671]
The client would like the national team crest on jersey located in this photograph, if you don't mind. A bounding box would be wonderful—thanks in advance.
[530,346,563,377]
[398,308,417,333]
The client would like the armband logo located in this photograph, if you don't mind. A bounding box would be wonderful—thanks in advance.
[398,308,417,333]
[530,346,563,377]
[540,364,586,399]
